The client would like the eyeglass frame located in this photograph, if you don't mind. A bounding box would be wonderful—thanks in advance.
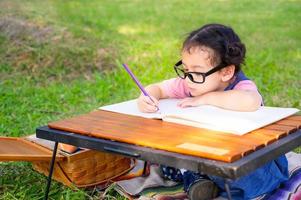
[173,60,227,84]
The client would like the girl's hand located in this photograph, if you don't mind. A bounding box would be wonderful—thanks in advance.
[137,94,159,113]
[177,96,206,108]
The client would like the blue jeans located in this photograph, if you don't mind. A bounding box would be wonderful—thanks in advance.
[160,155,288,200]
[160,165,210,192]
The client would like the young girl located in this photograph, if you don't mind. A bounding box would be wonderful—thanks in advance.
[137,24,288,200]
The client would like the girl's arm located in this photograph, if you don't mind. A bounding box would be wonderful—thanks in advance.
[144,83,169,100]
[178,90,262,111]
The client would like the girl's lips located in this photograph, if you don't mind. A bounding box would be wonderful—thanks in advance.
[188,88,196,96]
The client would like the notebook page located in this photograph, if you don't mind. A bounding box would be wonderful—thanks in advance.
[99,99,299,135]
[161,103,299,135]
[99,99,162,119]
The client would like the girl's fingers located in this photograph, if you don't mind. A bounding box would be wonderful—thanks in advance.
[144,95,159,107]
[144,104,158,112]
[150,96,159,105]
[178,102,187,108]
[138,95,159,113]
[177,99,193,108]
[141,100,158,112]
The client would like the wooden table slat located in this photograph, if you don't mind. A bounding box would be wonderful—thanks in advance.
[276,119,301,129]
[48,110,301,163]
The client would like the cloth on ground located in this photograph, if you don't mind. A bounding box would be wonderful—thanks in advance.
[261,152,301,200]
[116,163,179,196]
[112,152,301,200]
[115,160,150,181]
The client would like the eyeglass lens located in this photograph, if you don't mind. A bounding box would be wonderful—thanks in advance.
[174,65,205,83]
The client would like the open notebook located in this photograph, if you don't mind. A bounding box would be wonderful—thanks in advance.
[99,99,299,135]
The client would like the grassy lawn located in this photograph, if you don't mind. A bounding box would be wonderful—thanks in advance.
[0,0,300,199]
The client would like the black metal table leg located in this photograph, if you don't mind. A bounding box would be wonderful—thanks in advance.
[142,161,148,176]
[44,142,59,200]
[224,179,232,200]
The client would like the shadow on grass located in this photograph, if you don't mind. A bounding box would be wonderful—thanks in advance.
[0,16,117,82]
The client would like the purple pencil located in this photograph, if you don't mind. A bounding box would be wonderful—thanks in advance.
[122,63,158,107]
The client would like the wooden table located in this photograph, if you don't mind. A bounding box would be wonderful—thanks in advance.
[36,110,301,200]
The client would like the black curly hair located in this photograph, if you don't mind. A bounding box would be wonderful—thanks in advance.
[182,24,246,73]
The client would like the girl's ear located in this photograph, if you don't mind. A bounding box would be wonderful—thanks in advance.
[220,65,235,82]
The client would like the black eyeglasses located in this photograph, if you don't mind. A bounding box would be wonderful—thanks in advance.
[173,60,226,84]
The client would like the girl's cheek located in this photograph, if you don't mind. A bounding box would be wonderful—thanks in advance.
[189,86,205,96]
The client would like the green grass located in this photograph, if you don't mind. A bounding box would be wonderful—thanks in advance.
[0,0,300,199]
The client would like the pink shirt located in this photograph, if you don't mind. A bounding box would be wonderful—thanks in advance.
[161,78,260,99]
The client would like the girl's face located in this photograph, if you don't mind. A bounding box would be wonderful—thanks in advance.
[181,47,228,96]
